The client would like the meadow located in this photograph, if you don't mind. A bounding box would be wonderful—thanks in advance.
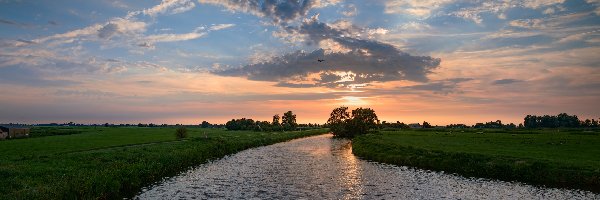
[0,126,328,199]
[352,128,600,192]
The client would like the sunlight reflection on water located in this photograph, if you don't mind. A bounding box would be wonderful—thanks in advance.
[136,134,598,199]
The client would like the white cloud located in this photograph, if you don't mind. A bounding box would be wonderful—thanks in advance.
[522,0,565,9]
[143,0,196,16]
[35,18,147,45]
[144,32,206,43]
[384,0,454,18]
[586,0,600,15]
[209,23,235,31]
[398,21,432,31]
[447,0,565,24]
[341,4,357,17]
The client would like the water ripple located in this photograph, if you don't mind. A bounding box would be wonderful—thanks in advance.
[136,134,598,199]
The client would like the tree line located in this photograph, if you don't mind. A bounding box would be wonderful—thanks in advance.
[325,106,600,138]
[524,113,599,128]
[223,111,320,131]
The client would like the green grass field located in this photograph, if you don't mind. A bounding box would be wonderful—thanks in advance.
[352,129,600,192]
[0,127,329,199]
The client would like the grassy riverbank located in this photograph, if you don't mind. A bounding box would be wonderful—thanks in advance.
[0,127,328,199]
[352,129,600,193]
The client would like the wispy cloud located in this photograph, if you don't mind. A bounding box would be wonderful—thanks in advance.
[493,79,523,85]
[125,0,196,17]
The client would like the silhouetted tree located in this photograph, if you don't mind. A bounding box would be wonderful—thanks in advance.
[281,111,297,131]
[422,121,432,128]
[327,107,378,138]
[327,106,350,136]
[346,108,379,137]
[200,121,211,128]
[524,113,581,128]
[272,114,280,126]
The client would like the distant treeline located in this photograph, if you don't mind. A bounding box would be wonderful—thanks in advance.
[524,113,599,128]
[224,111,322,132]
[378,113,599,129]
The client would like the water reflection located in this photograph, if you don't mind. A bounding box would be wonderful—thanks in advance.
[331,139,363,199]
[136,134,599,199]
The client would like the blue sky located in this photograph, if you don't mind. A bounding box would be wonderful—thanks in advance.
[1,0,599,125]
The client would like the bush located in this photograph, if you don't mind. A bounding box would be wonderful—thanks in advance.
[175,127,188,139]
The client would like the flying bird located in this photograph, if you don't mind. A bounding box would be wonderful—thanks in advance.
[317,59,325,62]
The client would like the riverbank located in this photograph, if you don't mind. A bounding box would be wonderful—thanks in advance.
[352,129,600,193]
[0,127,329,199]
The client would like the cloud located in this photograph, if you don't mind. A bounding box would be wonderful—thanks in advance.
[35,18,147,45]
[384,0,454,18]
[54,89,120,98]
[212,16,440,88]
[144,32,206,43]
[341,4,357,17]
[443,0,566,24]
[493,79,523,84]
[209,23,235,31]
[142,0,196,16]
[0,18,22,26]
[98,23,120,39]
[139,24,234,48]
[485,12,597,44]
[397,78,473,94]
[198,0,339,24]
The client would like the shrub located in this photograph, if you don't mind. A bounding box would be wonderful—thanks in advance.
[175,127,188,139]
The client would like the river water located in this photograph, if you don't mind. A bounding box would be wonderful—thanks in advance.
[136,134,598,199]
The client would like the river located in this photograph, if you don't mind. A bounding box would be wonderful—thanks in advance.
[136,134,598,199]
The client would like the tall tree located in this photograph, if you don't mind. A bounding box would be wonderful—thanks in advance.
[346,108,379,137]
[327,106,350,136]
[422,121,432,128]
[281,111,297,131]
[327,107,379,138]
[272,114,280,126]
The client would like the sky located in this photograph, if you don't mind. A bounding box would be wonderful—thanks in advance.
[0,0,599,125]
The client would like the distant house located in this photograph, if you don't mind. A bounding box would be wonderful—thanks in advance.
[408,123,421,129]
[0,125,30,139]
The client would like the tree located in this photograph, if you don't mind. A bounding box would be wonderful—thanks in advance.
[327,106,350,136]
[422,121,432,128]
[200,121,211,128]
[272,114,280,126]
[327,107,379,138]
[281,111,297,131]
[346,108,379,137]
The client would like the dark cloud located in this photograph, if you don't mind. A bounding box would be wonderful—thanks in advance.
[212,17,441,88]
[54,89,119,98]
[493,79,522,84]
[199,0,315,25]
[0,18,19,25]
[16,39,36,44]
[98,23,119,39]
[397,78,474,95]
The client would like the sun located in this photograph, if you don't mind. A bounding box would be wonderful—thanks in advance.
[338,96,369,106]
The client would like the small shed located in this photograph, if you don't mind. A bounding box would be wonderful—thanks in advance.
[0,125,30,139]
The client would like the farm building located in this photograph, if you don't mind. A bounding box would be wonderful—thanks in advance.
[408,123,422,129]
[0,125,30,139]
